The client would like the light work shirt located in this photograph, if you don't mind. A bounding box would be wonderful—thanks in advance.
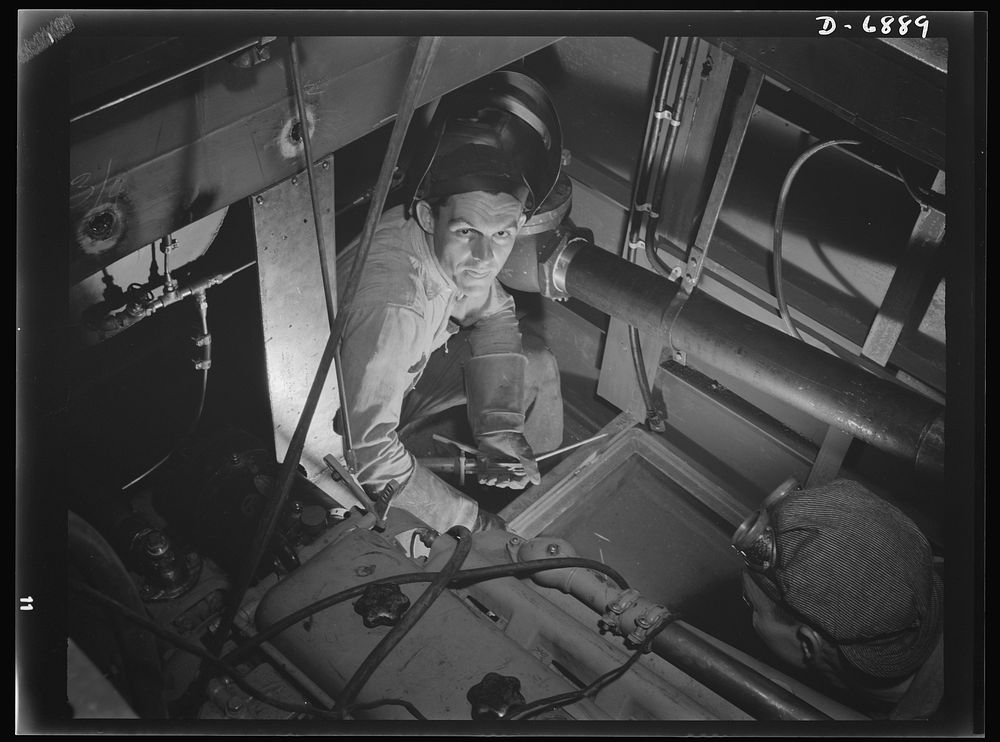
[338,205,522,492]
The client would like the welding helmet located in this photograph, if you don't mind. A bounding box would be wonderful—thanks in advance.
[405,70,563,221]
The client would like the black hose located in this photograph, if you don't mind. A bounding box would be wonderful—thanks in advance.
[334,525,473,718]
[223,556,630,667]
[772,139,859,341]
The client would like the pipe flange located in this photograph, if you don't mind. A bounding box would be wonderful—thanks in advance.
[537,231,587,300]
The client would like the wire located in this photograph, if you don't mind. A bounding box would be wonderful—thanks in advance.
[223,556,629,667]
[772,139,859,341]
[895,166,944,213]
[506,616,674,721]
[334,525,473,718]
[621,37,678,434]
[120,293,211,492]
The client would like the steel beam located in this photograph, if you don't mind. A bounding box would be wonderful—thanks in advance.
[69,36,560,283]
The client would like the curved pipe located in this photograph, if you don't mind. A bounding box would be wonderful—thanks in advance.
[772,140,860,341]
[561,242,945,475]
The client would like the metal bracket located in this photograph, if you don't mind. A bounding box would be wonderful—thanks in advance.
[660,284,694,367]
[680,67,765,295]
[626,603,676,648]
[634,202,660,218]
[323,453,373,514]
[230,36,277,68]
[598,587,641,634]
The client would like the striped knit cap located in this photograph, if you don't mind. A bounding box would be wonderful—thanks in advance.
[753,478,943,680]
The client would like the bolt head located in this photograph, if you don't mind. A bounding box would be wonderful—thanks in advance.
[255,195,264,205]
[546,543,560,555]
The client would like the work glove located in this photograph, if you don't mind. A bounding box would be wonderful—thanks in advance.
[476,432,541,489]
[465,352,539,490]
[377,462,480,534]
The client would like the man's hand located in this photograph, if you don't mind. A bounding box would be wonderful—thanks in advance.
[476,432,541,489]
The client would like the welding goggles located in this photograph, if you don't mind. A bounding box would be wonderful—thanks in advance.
[730,477,801,574]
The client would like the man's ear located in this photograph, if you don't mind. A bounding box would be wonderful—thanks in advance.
[414,200,435,234]
[797,625,823,665]
[517,212,527,230]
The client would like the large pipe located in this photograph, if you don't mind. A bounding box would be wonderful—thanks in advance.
[560,241,945,475]
[518,537,831,721]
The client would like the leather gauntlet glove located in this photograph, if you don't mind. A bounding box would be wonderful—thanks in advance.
[384,463,480,534]
[465,352,539,489]
[477,432,541,489]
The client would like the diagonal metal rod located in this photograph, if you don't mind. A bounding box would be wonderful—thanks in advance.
[288,36,338,330]
[211,36,442,653]
[288,35,357,467]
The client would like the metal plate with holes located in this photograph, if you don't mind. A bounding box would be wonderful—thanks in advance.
[252,165,358,506]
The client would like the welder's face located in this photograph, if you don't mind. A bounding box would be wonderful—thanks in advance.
[419,191,526,296]
[741,572,807,671]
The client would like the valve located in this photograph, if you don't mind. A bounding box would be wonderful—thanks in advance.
[353,582,410,628]
[467,672,525,720]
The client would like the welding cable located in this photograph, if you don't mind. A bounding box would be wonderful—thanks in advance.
[333,525,473,718]
[772,139,860,341]
[120,291,211,492]
[505,616,674,721]
[222,556,630,668]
